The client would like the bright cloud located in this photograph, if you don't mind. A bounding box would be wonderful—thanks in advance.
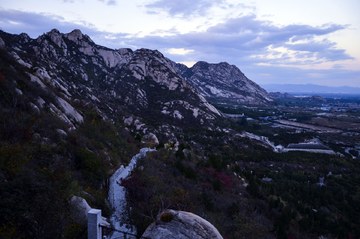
[144,0,224,17]
[167,48,194,55]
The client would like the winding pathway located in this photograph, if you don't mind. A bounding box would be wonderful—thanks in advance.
[108,147,156,239]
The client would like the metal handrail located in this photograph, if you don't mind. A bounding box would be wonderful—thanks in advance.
[100,225,151,239]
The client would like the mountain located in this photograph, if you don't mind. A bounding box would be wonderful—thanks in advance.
[269,92,295,99]
[0,29,222,136]
[1,29,359,239]
[173,61,273,105]
[261,83,360,94]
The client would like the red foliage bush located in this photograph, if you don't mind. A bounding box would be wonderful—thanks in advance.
[203,167,233,189]
[216,172,233,189]
[120,173,150,202]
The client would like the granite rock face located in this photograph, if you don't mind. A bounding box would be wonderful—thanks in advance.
[142,210,223,239]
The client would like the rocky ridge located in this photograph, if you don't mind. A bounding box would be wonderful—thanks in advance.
[0,29,223,139]
[173,61,273,105]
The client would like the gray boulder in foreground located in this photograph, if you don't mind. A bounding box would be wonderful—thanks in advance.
[142,210,223,239]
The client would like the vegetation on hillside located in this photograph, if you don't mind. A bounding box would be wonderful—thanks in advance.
[1,47,360,239]
[122,139,360,239]
[0,50,140,238]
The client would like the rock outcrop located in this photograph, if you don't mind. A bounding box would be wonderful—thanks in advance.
[142,210,223,239]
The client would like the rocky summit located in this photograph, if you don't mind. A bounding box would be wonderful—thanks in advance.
[173,61,273,105]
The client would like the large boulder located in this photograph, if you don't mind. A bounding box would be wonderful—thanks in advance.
[141,210,223,239]
[71,196,110,227]
[142,133,159,145]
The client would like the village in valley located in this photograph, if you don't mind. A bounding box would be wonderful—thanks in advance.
[215,94,360,159]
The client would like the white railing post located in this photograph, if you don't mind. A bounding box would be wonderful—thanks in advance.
[88,209,102,239]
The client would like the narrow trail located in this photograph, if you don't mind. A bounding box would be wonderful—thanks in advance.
[108,147,156,239]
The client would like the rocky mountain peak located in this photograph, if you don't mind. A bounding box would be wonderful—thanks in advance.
[19,33,31,43]
[48,28,61,35]
[64,29,93,44]
[129,48,180,85]
[64,29,82,40]
[117,48,133,54]
[173,60,273,105]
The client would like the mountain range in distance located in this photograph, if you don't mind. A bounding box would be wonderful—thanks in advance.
[261,83,360,96]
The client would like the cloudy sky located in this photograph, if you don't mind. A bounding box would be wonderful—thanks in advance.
[1,0,359,87]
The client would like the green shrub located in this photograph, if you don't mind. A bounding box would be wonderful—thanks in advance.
[76,148,100,172]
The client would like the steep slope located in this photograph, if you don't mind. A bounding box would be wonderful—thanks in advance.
[0,29,222,133]
[173,61,273,105]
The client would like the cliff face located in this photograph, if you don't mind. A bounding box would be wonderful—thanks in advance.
[173,61,273,105]
[142,210,223,239]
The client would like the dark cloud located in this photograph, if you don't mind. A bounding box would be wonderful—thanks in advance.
[0,10,68,37]
[0,9,128,45]
[206,14,347,52]
[124,15,351,65]
[286,40,354,62]
[144,0,224,17]
[0,10,350,64]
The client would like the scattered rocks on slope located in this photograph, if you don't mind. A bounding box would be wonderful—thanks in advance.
[142,133,159,145]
